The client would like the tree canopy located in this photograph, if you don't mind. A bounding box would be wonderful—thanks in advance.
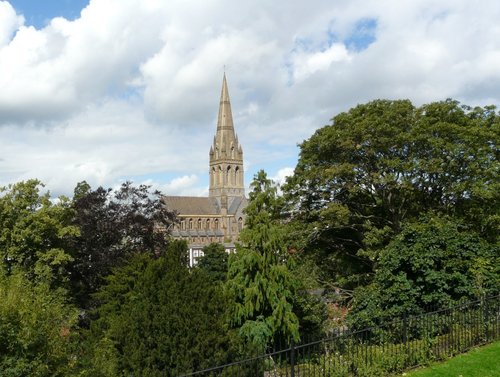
[0,180,77,288]
[68,181,176,307]
[0,270,78,377]
[197,242,229,282]
[84,241,233,376]
[284,99,499,289]
[347,215,499,329]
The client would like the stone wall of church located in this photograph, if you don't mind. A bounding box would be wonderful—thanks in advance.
[171,214,244,246]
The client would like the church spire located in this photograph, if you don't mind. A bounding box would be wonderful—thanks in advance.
[216,73,236,140]
[209,74,245,198]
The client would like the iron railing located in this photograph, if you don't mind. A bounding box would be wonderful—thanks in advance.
[179,295,500,377]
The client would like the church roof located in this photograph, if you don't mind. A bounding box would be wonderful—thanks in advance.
[228,196,245,214]
[162,194,247,217]
[162,196,217,216]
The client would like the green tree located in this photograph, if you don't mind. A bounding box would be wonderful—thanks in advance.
[0,180,77,288]
[284,99,499,288]
[411,101,499,240]
[84,241,233,376]
[197,242,228,282]
[226,170,299,352]
[0,270,78,377]
[347,215,499,329]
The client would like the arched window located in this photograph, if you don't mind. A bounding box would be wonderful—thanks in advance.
[227,165,232,186]
[235,166,240,186]
[238,217,243,231]
[206,218,210,230]
[214,219,219,230]
[211,167,215,186]
[189,219,193,230]
[218,166,223,185]
[197,218,202,230]
[181,220,185,230]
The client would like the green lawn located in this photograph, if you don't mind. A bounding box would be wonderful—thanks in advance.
[405,341,500,377]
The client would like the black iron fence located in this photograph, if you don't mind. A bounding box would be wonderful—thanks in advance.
[179,295,500,376]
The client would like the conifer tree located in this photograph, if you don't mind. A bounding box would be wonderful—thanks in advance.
[86,241,232,376]
[226,170,299,352]
[197,242,228,282]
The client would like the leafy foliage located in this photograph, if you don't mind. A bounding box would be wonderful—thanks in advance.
[197,242,228,282]
[284,99,499,289]
[226,170,299,351]
[0,270,78,377]
[85,241,233,376]
[348,215,499,328]
[292,289,328,341]
[68,181,176,307]
[0,180,78,288]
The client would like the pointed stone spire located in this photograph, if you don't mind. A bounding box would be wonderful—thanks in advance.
[209,73,245,198]
[215,73,237,152]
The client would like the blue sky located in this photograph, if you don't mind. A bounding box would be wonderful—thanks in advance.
[9,0,89,28]
[345,18,377,51]
[0,0,499,197]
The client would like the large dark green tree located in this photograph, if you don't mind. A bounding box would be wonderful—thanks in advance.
[347,215,499,328]
[284,99,499,289]
[84,241,233,376]
[197,242,228,282]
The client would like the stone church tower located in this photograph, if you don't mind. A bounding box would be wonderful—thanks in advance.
[163,74,247,266]
[209,73,245,212]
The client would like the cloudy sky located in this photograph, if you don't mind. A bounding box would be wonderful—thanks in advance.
[1,0,499,197]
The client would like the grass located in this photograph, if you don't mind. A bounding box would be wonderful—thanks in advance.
[404,341,500,377]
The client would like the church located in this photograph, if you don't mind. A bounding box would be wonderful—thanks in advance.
[163,74,247,266]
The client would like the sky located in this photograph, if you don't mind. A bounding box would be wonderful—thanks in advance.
[1,0,499,198]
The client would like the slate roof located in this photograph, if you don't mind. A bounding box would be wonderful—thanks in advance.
[162,196,217,216]
[163,195,247,217]
[228,196,245,214]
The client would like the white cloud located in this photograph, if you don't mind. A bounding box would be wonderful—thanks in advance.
[291,43,351,82]
[0,0,167,123]
[272,167,294,186]
[149,174,207,197]
[141,30,277,125]
[0,1,23,46]
[1,0,500,197]
[0,98,210,196]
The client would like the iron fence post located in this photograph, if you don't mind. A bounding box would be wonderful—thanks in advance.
[290,339,295,377]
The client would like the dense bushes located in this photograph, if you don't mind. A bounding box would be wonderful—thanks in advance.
[348,215,499,328]
[81,241,234,376]
[0,271,78,377]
